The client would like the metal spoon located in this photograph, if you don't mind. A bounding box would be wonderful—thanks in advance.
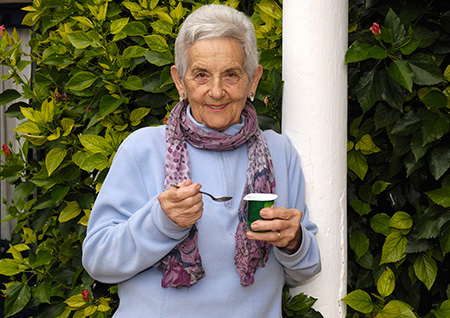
[170,184,232,202]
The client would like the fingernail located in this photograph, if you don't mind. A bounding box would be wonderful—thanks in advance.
[251,222,259,230]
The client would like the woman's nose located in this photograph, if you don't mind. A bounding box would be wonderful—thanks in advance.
[208,77,225,99]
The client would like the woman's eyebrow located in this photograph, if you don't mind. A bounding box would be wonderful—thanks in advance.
[223,67,242,73]
[191,66,208,73]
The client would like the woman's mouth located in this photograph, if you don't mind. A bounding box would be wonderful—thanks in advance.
[207,104,227,110]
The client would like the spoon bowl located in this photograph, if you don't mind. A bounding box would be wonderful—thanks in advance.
[170,184,232,202]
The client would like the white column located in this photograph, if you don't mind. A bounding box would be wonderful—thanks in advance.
[282,1,348,317]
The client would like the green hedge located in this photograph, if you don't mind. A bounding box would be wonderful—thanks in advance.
[344,0,450,317]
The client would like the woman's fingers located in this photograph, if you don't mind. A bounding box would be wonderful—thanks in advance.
[159,181,203,228]
[246,207,303,254]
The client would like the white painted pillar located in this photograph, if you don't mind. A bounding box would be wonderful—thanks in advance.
[282,1,348,317]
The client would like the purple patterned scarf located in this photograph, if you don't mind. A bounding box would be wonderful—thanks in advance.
[158,100,276,288]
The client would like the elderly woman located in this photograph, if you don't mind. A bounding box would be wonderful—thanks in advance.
[82,4,321,317]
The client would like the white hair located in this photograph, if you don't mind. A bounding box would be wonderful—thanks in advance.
[174,4,259,79]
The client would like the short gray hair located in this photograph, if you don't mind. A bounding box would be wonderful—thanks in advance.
[174,4,259,79]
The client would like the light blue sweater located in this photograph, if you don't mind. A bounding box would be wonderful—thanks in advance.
[82,114,321,317]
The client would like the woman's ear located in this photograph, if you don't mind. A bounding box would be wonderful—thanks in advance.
[249,65,263,98]
[171,65,185,96]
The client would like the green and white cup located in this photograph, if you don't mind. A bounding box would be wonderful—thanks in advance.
[244,193,278,232]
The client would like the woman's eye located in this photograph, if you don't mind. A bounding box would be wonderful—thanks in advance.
[196,73,206,78]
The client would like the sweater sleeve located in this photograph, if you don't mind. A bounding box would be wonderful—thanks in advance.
[82,129,190,284]
[265,132,321,286]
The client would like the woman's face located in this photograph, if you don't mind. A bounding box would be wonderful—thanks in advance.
[171,38,262,131]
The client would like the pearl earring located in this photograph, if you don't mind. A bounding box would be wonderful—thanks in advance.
[179,93,185,102]
[249,92,255,102]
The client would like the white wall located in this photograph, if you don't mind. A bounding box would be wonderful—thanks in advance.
[282,1,348,317]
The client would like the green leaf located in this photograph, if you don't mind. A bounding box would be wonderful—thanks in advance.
[66,71,97,91]
[371,213,391,236]
[143,34,169,52]
[13,122,43,134]
[123,21,147,36]
[386,300,416,318]
[123,75,143,91]
[342,290,373,314]
[51,185,70,203]
[388,60,414,92]
[345,39,388,63]
[151,20,173,35]
[413,253,437,290]
[389,211,413,230]
[61,118,75,136]
[73,151,109,172]
[408,53,445,85]
[169,2,184,22]
[283,292,317,314]
[130,107,151,126]
[4,282,31,317]
[350,199,371,216]
[64,294,86,308]
[99,95,123,117]
[390,109,423,136]
[401,38,421,55]
[122,46,148,59]
[110,17,129,34]
[377,267,395,298]
[31,250,53,267]
[411,129,430,162]
[349,231,369,260]
[374,103,402,130]
[41,99,54,122]
[377,301,402,318]
[417,206,450,239]
[428,143,450,180]
[0,89,21,106]
[381,231,407,264]
[385,8,406,45]
[67,31,94,49]
[420,89,448,108]
[13,181,36,211]
[59,201,82,223]
[142,73,171,93]
[45,148,67,176]
[372,181,391,195]
[348,149,368,180]
[357,68,382,113]
[71,16,94,29]
[355,134,380,155]
[433,300,450,318]
[79,135,112,154]
[144,51,173,66]
[421,112,449,146]
[426,186,450,207]
[440,223,450,255]
[380,69,405,111]
[0,258,27,275]
[123,1,143,12]
[32,281,52,304]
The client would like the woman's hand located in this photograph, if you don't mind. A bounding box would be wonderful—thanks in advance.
[246,207,303,255]
[158,180,204,228]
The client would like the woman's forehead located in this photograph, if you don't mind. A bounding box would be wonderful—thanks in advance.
[186,38,246,70]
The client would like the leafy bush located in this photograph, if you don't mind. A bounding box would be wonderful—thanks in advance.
[0,0,320,317]
[344,0,450,317]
